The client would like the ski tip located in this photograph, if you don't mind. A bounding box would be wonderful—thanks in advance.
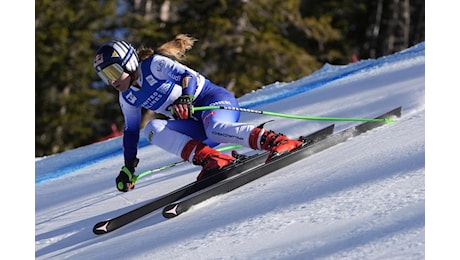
[93,221,110,235]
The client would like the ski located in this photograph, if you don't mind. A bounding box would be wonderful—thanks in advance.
[162,106,402,219]
[93,124,335,235]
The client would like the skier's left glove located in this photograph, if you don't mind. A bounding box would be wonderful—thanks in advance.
[116,158,139,192]
[171,95,193,120]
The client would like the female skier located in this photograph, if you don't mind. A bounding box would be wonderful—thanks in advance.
[93,34,302,192]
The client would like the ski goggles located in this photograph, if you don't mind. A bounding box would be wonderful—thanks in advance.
[97,63,124,84]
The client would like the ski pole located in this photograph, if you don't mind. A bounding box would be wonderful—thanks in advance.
[133,144,243,183]
[193,106,397,123]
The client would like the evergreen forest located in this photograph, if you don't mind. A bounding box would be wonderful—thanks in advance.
[35,0,424,157]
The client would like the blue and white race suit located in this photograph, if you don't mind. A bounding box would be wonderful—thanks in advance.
[120,54,255,161]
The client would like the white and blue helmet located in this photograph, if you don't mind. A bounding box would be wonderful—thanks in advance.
[93,40,139,76]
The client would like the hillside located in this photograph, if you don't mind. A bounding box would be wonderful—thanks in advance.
[36,43,425,259]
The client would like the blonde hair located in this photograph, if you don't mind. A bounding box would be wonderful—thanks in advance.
[137,34,197,62]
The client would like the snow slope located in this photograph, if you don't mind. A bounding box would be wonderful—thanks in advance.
[35,42,425,259]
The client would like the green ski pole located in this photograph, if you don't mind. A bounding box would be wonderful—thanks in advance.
[193,106,397,123]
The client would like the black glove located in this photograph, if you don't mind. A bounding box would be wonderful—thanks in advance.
[171,95,193,120]
[116,158,139,192]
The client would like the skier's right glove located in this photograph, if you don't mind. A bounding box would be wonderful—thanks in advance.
[116,158,139,192]
[171,95,194,120]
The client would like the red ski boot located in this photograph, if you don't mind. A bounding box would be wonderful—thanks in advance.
[181,140,236,180]
[249,127,303,162]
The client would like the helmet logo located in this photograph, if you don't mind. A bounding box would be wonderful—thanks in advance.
[94,54,104,67]
[111,50,120,58]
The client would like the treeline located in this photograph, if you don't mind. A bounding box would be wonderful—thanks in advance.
[35,0,424,157]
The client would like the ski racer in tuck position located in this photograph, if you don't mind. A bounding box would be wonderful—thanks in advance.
[93,34,302,192]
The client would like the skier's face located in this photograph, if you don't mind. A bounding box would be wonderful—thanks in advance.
[109,71,131,92]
